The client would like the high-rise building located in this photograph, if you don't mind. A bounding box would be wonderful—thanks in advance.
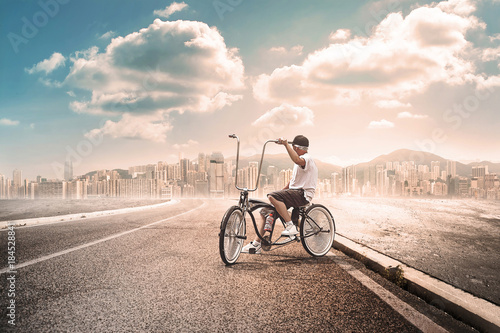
[13,169,22,188]
[64,160,73,181]
[180,158,190,183]
[209,152,225,198]
[0,174,5,199]
[472,165,488,178]
[331,172,340,195]
[431,161,440,180]
[278,169,293,189]
[343,165,356,194]
[446,160,457,178]
[198,153,207,173]
[267,165,278,188]
[248,162,259,190]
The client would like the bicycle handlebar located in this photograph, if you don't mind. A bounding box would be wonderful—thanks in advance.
[229,134,281,192]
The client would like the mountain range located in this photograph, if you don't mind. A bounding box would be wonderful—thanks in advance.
[228,149,500,179]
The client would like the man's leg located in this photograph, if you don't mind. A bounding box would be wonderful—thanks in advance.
[268,195,291,222]
[253,212,266,243]
[242,209,266,254]
[268,194,299,237]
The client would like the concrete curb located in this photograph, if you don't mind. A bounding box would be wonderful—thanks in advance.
[333,234,500,333]
[0,199,180,229]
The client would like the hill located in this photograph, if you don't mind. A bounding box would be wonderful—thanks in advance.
[226,149,500,179]
[468,161,500,175]
[355,149,471,177]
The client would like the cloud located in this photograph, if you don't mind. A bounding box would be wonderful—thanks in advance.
[329,29,351,43]
[252,104,314,127]
[0,118,19,126]
[367,119,394,129]
[253,1,489,107]
[269,45,303,56]
[99,31,116,40]
[65,19,244,140]
[172,139,199,149]
[375,100,412,108]
[38,78,63,88]
[154,2,188,18]
[25,52,66,75]
[397,111,428,119]
[85,114,172,143]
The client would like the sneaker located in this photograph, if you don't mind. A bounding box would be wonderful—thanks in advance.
[241,241,261,254]
[281,223,299,237]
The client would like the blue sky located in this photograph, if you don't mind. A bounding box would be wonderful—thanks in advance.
[1,0,499,180]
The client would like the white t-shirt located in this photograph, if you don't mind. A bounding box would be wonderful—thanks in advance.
[289,153,317,202]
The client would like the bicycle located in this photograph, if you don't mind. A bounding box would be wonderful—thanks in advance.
[218,134,336,265]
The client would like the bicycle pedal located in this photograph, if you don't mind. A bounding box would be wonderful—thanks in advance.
[249,248,256,254]
[261,236,271,251]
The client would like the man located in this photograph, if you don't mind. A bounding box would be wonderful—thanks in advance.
[242,135,318,254]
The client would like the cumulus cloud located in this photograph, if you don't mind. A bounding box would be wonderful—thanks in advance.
[85,114,172,143]
[329,29,351,43]
[0,118,19,126]
[154,2,188,18]
[64,19,244,141]
[368,119,394,129]
[397,111,428,119]
[253,0,489,107]
[25,52,66,75]
[252,104,314,127]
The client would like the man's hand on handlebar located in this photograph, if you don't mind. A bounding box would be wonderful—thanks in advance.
[276,137,288,145]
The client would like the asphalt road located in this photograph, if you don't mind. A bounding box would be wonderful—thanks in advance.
[0,199,477,332]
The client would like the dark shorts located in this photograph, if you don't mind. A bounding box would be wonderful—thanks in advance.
[267,189,309,209]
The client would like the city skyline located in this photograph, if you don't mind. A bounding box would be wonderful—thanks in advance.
[1,148,498,201]
[1,0,500,180]
[2,146,500,183]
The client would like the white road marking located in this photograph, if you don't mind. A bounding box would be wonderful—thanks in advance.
[0,202,206,274]
[329,253,449,333]
[0,200,180,230]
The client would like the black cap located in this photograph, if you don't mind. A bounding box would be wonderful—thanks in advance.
[291,135,309,147]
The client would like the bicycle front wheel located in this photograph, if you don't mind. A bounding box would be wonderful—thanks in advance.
[300,204,335,257]
[219,206,246,265]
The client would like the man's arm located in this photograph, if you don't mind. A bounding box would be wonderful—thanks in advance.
[278,138,306,167]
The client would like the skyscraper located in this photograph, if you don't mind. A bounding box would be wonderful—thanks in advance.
[472,165,488,178]
[13,169,22,188]
[446,160,457,178]
[248,162,259,190]
[180,158,190,183]
[64,160,73,181]
[209,152,225,198]
[431,161,440,180]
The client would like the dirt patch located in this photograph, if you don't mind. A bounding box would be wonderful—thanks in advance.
[317,197,500,306]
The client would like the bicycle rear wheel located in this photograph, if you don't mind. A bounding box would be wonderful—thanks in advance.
[219,206,246,265]
[300,204,335,257]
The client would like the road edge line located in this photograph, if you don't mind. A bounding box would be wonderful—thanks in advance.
[333,234,500,333]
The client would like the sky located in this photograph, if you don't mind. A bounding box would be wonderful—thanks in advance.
[1,0,499,180]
